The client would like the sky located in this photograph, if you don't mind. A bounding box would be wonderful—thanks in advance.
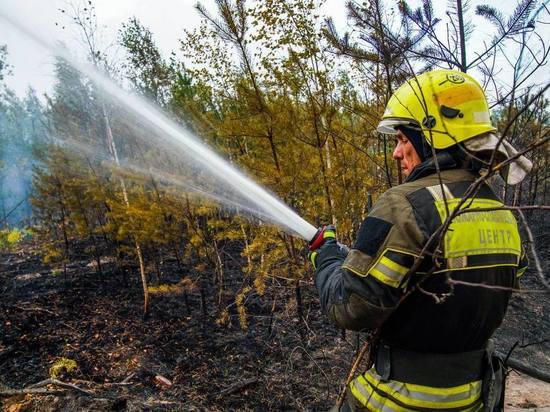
[0,0,211,96]
[0,0,547,99]
[0,0,348,98]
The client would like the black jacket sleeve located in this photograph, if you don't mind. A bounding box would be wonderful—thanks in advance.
[314,189,427,331]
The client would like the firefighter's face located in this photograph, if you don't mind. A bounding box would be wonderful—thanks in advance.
[392,129,422,177]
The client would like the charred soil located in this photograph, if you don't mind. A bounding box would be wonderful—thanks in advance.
[0,239,549,411]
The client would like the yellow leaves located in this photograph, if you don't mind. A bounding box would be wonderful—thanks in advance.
[0,228,29,251]
[43,246,62,265]
[28,0,399,336]
[253,274,266,296]
[216,308,230,326]
[147,278,196,296]
[49,358,78,379]
[216,227,242,241]
[189,233,204,248]
[235,285,252,330]
[6,229,23,245]
[195,203,217,216]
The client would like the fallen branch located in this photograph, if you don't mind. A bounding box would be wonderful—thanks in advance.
[71,373,135,387]
[0,346,14,360]
[0,388,65,397]
[155,374,172,387]
[336,334,376,410]
[0,378,96,398]
[497,352,550,383]
[14,304,57,316]
[446,278,549,293]
[217,378,258,397]
[120,372,136,384]
[517,209,548,289]
[32,378,95,396]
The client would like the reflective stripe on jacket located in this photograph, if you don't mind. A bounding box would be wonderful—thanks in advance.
[350,369,483,411]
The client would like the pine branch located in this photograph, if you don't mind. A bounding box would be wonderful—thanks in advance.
[476,5,506,34]
[323,19,376,61]
[507,0,537,34]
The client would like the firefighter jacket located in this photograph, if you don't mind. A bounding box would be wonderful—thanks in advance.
[314,152,528,411]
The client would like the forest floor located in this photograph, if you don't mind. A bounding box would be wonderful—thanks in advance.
[1,239,549,411]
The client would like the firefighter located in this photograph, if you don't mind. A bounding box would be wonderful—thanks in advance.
[308,69,531,411]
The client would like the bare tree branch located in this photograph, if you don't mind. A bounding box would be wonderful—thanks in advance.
[517,209,548,288]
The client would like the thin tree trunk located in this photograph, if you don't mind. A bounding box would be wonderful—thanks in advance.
[532,171,540,205]
[213,238,225,312]
[267,290,277,338]
[528,172,534,205]
[456,0,467,72]
[101,103,149,317]
[513,183,521,206]
[315,139,335,222]
[135,242,148,317]
[0,194,7,230]
[267,129,281,173]
[183,291,192,315]
[75,195,102,275]
[295,281,306,344]
[54,179,70,286]
[325,131,337,225]
[544,184,548,205]
[241,224,252,276]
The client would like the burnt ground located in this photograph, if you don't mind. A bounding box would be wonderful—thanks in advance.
[0,240,353,411]
[0,239,549,411]
[493,221,550,375]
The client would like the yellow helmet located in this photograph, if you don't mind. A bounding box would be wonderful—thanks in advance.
[377,69,496,149]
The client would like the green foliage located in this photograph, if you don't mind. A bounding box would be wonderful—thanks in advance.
[49,358,78,378]
[148,278,195,295]
[119,17,177,104]
[0,43,9,82]
[6,228,23,244]
[0,228,31,250]
[27,2,393,330]
[235,285,252,330]
[27,1,548,331]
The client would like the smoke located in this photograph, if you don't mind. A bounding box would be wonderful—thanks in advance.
[0,88,45,227]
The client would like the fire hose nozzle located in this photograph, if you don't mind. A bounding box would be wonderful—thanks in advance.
[308,225,336,252]
[308,226,329,251]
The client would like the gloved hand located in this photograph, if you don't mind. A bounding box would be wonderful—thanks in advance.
[307,225,337,269]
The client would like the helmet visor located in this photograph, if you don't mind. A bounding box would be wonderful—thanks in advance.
[377,118,421,134]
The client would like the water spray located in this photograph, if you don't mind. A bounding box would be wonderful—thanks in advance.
[1,12,319,243]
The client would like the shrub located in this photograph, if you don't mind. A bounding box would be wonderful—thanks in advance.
[49,358,78,378]
[0,228,30,251]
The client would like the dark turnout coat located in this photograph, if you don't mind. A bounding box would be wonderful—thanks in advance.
[314,153,527,411]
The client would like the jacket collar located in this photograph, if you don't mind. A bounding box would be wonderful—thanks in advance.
[404,152,458,183]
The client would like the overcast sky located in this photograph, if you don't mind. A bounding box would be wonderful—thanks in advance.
[0,0,213,96]
[0,0,349,98]
[0,0,547,99]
